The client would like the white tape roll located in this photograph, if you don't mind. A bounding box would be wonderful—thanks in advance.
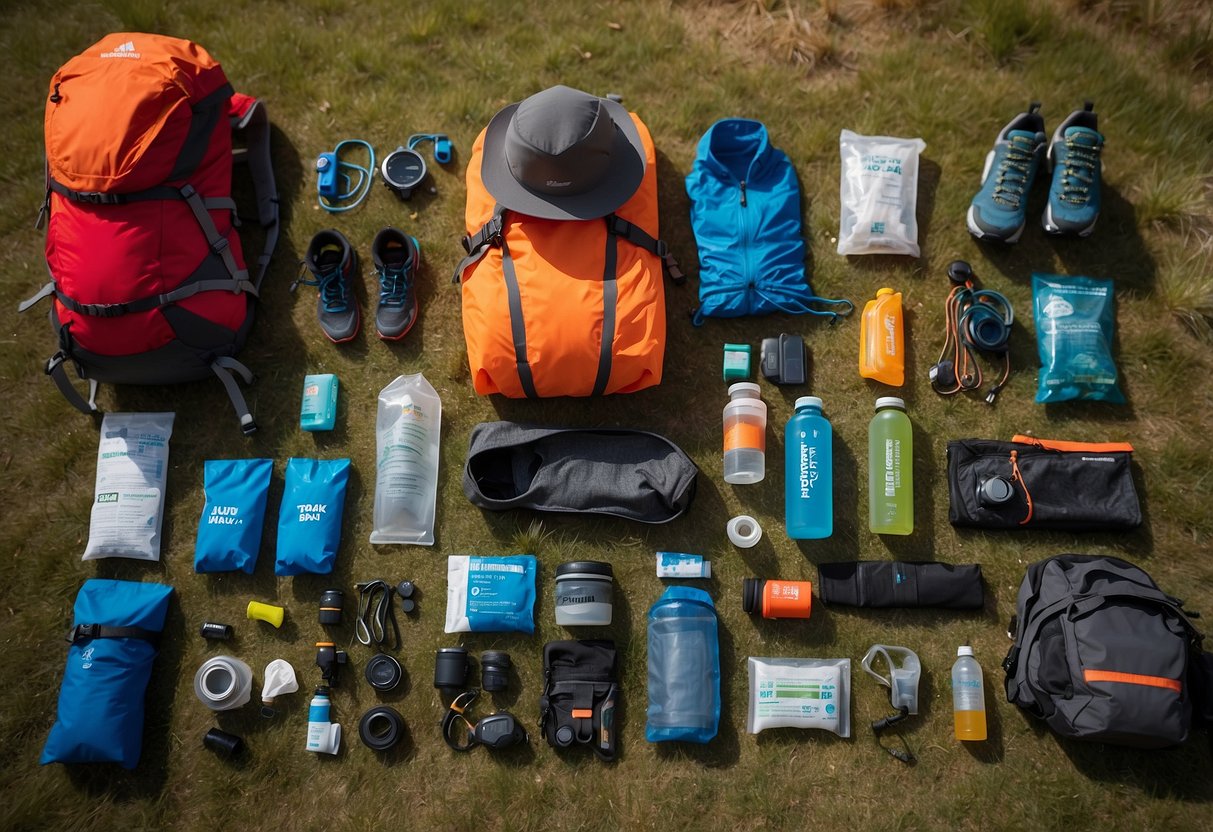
[727,515,763,548]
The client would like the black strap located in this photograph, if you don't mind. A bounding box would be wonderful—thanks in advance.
[451,210,504,284]
[168,83,234,182]
[67,623,159,645]
[231,100,279,291]
[499,229,539,399]
[606,215,685,285]
[592,222,619,397]
[45,351,98,414]
[211,357,257,435]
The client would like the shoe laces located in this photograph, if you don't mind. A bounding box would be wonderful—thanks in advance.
[293,264,349,312]
[992,134,1039,209]
[1058,134,1101,205]
[378,249,415,308]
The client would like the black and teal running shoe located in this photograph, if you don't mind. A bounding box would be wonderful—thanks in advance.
[372,227,421,341]
[300,229,360,343]
[1043,101,1103,237]
[967,103,1047,243]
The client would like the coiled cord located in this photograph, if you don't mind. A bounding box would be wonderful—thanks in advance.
[930,261,1013,404]
[318,139,375,213]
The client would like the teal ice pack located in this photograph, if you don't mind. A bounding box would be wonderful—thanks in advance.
[1033,274,1124,404]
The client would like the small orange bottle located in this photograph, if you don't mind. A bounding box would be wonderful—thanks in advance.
[860,288,905,386]
[742,578,812,619]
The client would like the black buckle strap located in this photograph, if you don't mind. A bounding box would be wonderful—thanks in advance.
[462,214,504,255]
[606,215,685,285]
[66,623,160,645]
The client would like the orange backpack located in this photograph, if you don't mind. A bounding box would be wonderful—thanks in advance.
[455,111,679,398]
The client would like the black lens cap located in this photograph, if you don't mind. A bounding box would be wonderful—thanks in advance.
[977,475,1015,507]
[365,653,403,691]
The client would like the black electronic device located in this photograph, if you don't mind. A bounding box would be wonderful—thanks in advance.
[381,146,428,200]
[315,642,349,686]
[760,333,807,385]
[442,689,528,752]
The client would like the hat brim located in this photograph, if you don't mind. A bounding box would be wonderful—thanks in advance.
[480,97,647,221]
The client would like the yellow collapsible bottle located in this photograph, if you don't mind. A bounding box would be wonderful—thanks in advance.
[860,288,904,386]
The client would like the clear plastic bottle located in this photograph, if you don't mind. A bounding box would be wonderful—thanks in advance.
[860,288,905,386]
[951,645,988,741]
[868,396,913,535]
[723,382,766,484]
[785,396,832,539]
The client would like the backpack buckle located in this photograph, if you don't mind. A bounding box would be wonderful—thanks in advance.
[70,191,120,206]
[66,623,98,644]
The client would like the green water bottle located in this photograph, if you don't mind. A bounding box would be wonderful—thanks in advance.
[868,397,913,535]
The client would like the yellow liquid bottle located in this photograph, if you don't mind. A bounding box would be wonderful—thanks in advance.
[951,645,987,741]
[859,288,905,386]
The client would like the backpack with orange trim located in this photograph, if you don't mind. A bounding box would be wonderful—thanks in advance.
[454,104,680,399]
[20,33,278,433]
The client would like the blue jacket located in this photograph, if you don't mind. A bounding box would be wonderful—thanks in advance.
[686,119,850,325]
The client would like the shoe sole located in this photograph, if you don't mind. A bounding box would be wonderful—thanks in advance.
[967,204,1025,243]
[1042,202,1098,237]
[377,238,421,341]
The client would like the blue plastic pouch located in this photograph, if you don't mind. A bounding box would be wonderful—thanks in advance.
[646,586,720,743]
[1033,274,1125,404]
[275,458,350,576]
[194,459,273,574]
[41,579,173,768]
[444,555,537,634]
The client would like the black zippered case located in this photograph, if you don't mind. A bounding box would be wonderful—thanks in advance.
[947,436,1141,531]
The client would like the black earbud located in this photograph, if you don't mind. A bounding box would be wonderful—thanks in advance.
[947,260,973,285]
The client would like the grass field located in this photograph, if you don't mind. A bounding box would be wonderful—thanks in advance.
[3,0,1213,829]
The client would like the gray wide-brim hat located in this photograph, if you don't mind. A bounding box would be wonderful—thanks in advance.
[481,85,647,221]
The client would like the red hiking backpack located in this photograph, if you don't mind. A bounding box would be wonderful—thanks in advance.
[20,33,279,433]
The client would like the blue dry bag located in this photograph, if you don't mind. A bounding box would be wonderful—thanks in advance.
[685,118,851,325]
[646,585,720,743]
[275,458,350,576]
[194,458,273,574]
[41,579,173,768]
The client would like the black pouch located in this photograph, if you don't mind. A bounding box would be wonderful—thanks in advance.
[818,561,984,609]
[539,640,619,761]
[463,422,698,524]
[947,436,1141,532]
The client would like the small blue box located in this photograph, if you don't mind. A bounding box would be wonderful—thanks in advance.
[301,374,338,432]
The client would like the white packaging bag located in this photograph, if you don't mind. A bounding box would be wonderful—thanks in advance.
[837,130,927,257]
[746,656,851,736]
[83,412,175,560]
[370,373,441,546]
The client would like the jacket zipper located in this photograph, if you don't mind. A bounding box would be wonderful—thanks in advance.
[737,178,751,290]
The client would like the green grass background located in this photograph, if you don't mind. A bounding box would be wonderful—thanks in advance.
[2,0,1213,829]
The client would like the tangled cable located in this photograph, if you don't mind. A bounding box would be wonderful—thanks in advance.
[929,260,1014,405]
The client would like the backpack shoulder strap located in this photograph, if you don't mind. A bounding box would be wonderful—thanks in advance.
[232,99,279,292]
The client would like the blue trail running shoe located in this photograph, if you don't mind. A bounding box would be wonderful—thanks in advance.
[967,102,1047,243]
[298,229,360,343]
[1043,101,1103,236]
[372,227,421,341]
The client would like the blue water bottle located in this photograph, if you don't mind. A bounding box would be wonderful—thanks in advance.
[785,396,833,539]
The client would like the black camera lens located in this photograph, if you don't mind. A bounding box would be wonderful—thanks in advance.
[365,653,403,692]
[433,647,470,692]
[319,589,344,626]
[480,651,511,693]
[977,476,1014,507]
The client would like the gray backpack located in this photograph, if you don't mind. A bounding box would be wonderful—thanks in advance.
[1003,555,1204,748]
